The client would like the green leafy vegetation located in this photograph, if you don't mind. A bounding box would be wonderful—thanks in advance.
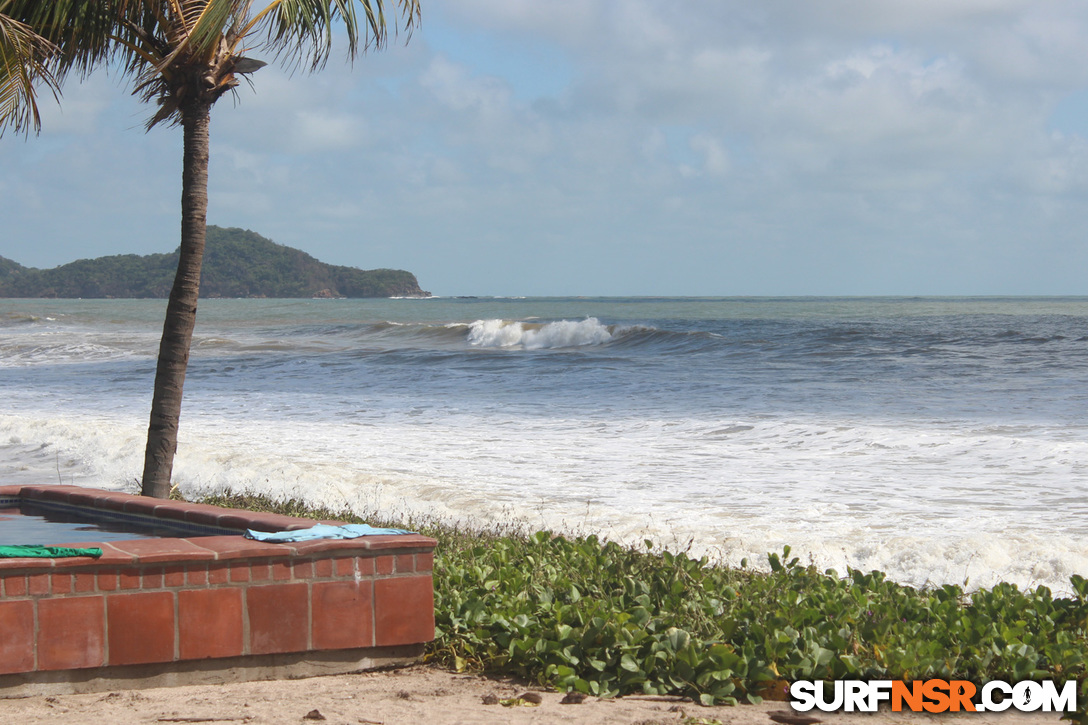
[0,226,428,298]
[198,492,1088,718]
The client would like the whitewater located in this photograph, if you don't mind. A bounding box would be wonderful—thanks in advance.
[1,296,1086,593]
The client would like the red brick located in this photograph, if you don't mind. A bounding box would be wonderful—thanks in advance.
[0,600,35,674]
[415,552,434,572]
[375,556,394,576]
[189,537,285,561]
[235,513,314,532]
[3,575,26,597]
[211,513,252,530]
[182,504,242,527]
[0,559,39,572]
[362,534,436,552]
[97,569,119,591]
[208,563,230,585]
[144,567,164,590]
[64,491,100,509]
[120,497,165,517]
[312,580,374,650]
[179,588,243,660]
[108,538,216,565]
[187,567,208,586]
[158,502,221,524]
[164,566,186,588]
[119,568,142,590]
[290,539,371,556]
[51,572,73,595]
[357,557,374,576]
[26,573,50,596]
[314,559,333,578]
[87,492,134,512]
[19,485,78,502]
[271,561,292,581]
[38,596,105,670]
[73,571,96,593]
[335,558,354,576]
[247,583,309,654]
[74,543,132,568]
[106,591,175,666]
[292,560,313,580]
[229,563,250,583]
[395,554,414,573]
[250,562,271,582]
[374,576,434,647]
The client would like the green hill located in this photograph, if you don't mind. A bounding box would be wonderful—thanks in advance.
[0,227,429,299]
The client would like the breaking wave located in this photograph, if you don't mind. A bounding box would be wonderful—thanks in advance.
[466,318,618,349]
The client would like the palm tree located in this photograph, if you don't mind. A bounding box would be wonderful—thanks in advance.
[0,1,61,136]
[14,0,420,497]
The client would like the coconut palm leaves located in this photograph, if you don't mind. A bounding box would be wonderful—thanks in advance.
[0,2,60,136]
[12,0,419,128]
[122,0,277,128]
[9,0,419,497]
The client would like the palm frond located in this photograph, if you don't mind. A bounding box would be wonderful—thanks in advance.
[258,0,419,72]
[0,7,61,136]
[185,0,240,57]
[4,0,420,131]
[3,0,132,79]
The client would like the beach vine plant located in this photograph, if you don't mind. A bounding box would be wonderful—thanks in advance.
[8,0,419,498]
[202,493,1088,721]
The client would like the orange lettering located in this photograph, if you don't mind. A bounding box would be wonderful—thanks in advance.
[949,680,977,712]
[922,679,950,713]
[892,681,923,712]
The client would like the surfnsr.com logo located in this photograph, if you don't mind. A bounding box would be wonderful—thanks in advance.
[790,679,1077,713]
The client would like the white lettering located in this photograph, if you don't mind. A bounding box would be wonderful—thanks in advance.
[789,681,817,712]
[1013,681,1043,711]
[814,681,843,712]
[867,680,893,712]
[982,681,1013,712]
[1040,681,1077,712]
[844,681,867,712]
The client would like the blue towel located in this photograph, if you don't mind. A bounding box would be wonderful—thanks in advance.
[244,523,414,542]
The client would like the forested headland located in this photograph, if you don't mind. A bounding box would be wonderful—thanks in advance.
[0,226,428,299]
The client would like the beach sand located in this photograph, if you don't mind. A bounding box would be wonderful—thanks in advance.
[0,664,1062,725]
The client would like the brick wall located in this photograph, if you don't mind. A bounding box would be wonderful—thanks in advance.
[0,486,436,677]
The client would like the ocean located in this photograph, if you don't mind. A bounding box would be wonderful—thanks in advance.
[1,296,1086,593]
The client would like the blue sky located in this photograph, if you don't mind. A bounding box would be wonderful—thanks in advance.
[4,0,1088,296]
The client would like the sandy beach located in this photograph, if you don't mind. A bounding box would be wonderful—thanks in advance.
[0,664,1064,725]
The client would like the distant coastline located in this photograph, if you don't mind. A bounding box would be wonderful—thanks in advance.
[0,226,429,299]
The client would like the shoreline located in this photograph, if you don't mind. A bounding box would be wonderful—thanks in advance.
[0,663,1064,725]
[198,493,1088,718]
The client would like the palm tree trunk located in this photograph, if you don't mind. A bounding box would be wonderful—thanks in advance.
[141,101,212,498]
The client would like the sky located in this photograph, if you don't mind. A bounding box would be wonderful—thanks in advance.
[4,0,1088,297]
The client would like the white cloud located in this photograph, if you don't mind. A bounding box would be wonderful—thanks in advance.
[34,72,133,134]
[687,134,729,177]
[292,111,366,152]
[7,1,1088,293]
[435,0,601,45]
[419,55,512,117]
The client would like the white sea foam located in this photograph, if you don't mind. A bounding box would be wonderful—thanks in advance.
[3,297,1087,596]
[3,409,1086,594]
[0,341,146,367]
[467,318,615,349]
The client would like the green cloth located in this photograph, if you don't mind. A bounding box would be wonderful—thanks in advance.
[0,545,103,558]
